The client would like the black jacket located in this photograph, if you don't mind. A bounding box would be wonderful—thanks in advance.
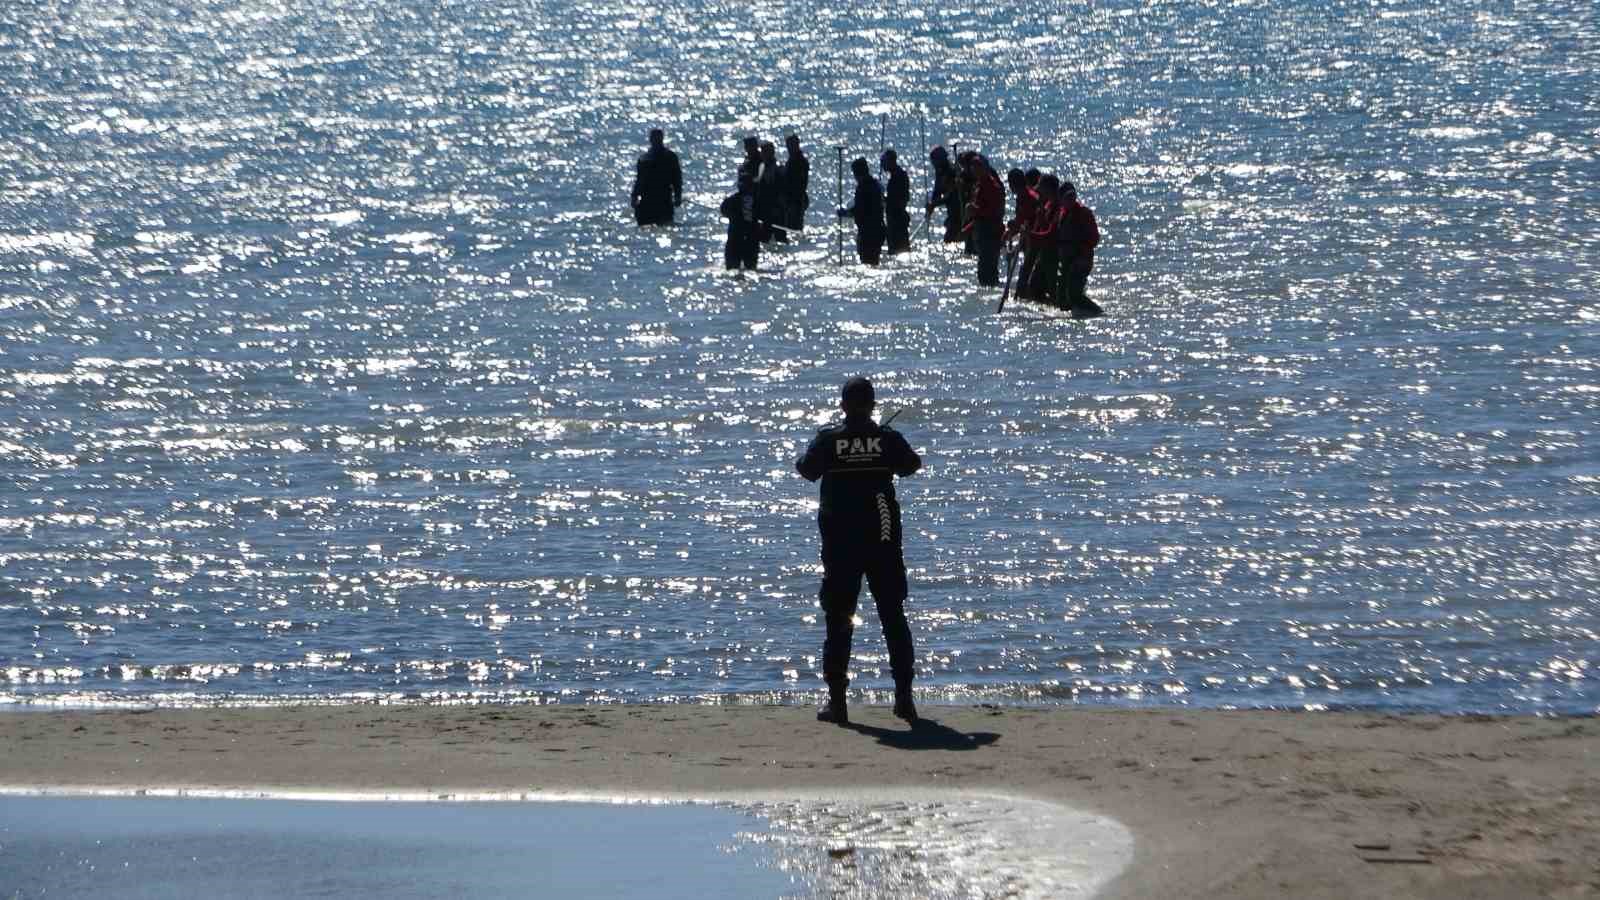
[785,152,810,202]
[796,417,921,536]
[885,165,910,214]
[844,176,886,238]
[720,188,759,240]
[631,147,682,209]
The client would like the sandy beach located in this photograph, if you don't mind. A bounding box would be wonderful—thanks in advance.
[2,704,1595,898]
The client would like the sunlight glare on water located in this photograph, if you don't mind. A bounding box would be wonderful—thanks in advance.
[1,0,1596,712]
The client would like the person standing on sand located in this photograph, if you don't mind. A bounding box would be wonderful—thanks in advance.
[796,377,923,726]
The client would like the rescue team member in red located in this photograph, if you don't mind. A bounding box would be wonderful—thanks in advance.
[1055,181,1103,318]
[961,152,1007,286]
[796,377,923,726]
[1002,167,1040,293]
[1026,174,1063,304]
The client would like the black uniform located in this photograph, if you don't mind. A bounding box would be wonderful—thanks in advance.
[631,146,682,226]
[754,157,784,243]
[720,185,760,271]
[884,163,911,253]
[928,164,963,244]
[783,149,810,231]
[842,174,886,265]
[796,416,922,692]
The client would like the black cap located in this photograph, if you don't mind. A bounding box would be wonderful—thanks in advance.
[841,377,874,410]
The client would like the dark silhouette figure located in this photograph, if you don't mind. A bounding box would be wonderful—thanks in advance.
[783,134,810,233]
[964,153,1006,286]
[1026,174,1062,303]
[837,157,886,265]
[1055,181,1103,318]
[720,171,760,272]
[926,145,963,244]
[1003,168,1041,296]
[738,135,761,180]
[796,377,923,726]
[881,149,911,254]
[631,129,682,226]
[755,141,785,243]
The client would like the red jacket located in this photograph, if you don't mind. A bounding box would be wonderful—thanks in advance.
[1004,188,1039,243]
[1056,198,1099,260]
[965,168,1005,227]
[1029,200,1061,250]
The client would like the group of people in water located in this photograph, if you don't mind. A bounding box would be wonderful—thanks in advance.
[630,129,1102,317]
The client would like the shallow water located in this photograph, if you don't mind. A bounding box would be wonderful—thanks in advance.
[0,795,796,899]
[1,0,1596,713]
[0,791,1131,900]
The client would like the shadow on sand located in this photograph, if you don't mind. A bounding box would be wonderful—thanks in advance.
[845,717,1000,751]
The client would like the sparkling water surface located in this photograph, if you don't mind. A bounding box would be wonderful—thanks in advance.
[2,0,1596,712]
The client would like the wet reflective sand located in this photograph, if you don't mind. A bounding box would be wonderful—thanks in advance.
[0,788,1132,900]
[1,704,1593,899]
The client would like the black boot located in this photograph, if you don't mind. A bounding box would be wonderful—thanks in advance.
[893,685,918,724]
[817,685,849,725]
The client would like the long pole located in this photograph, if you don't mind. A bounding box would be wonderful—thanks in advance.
[919,117,928,247]
[879,114,886,173]
[835,145,845,266]
[951,141,964,247]
[997,241,1019,313]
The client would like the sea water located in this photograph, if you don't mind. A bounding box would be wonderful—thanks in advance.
[1,0,1596,714]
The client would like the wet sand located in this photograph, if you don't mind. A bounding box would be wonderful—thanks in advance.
[2,704,1596,898]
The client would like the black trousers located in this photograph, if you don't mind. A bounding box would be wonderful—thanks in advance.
[635,201,674,226]
[941,203,963,243]
[886,208,911,253]
[1029,248,1059,305]
[1056,257,1102,317]
[819,536,915,690]
[725,234,759,270]
[975,217,1002,285]
[856,232,884,265]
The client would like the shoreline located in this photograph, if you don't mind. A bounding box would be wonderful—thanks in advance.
[3,704,1595,898]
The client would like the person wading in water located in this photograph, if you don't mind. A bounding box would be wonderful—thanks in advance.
[630,129,682,226]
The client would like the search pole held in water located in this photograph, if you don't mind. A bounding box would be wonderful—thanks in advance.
[919,116,929,247]
[835,145,845,266]
[879,114,887,173]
